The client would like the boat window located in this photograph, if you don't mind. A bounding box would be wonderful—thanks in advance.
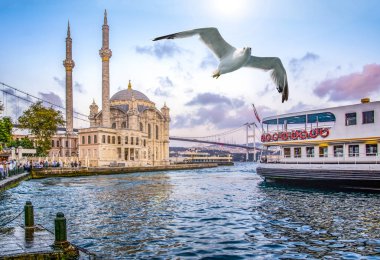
[307,112,336,123]
[294,147,301,158]
[263,112,336,125]
[319,147,328,157]
[306,147,314,157]
[345,113,356,126]
[366,144,377,156]
[363,111,374,124]
[334,145,343,157]
[283,148,291,158]
[348,145,359,157]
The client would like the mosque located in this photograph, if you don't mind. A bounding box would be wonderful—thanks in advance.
[50,10,170,167]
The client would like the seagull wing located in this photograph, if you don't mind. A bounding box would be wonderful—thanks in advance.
[153,27,236,59]
[244,56,289,103]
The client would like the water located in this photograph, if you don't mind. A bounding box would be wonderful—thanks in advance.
[1,162,380,259]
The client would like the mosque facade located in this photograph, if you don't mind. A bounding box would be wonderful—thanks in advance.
[52,10,170,166]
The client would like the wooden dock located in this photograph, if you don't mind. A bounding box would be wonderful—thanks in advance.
[0,225,80,260]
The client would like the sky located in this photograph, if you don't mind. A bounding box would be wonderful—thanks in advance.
[1,0,380,145]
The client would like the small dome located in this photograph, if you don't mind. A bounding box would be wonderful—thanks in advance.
[110,89,150,102]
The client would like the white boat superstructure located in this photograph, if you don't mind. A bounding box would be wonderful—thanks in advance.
[257,98,380,190]
[260,98,379,164]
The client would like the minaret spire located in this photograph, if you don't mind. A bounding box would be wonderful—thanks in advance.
[63,20,75,134]
[67,20,70,37]
[99,10,112,127]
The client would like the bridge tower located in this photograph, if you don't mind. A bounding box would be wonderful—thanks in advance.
[99,9,112,128]
[245,123,257,161]
[63,21,75,133]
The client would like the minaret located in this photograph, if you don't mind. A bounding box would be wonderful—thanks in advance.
[127,81,139,131]
[63,21,75,133]
[99,10,112,127]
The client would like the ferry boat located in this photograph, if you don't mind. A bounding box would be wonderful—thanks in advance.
[170,149,234,166]
[256,98,380,191]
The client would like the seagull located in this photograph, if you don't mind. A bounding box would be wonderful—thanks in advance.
[153,27,289,102]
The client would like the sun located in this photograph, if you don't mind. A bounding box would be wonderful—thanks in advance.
[210,0,250,19]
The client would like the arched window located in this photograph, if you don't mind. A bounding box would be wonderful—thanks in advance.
[156,125,159,139]
[52,140,55,147]
[125,136,128,144]
[140,122,143,131]
[94,135,97,144]
[112,136,116,144]
[112,122,116,129]
[143,139,146,147]
[131,137,134,145]
[57,140,60,147]
[121,121,127,128]
[81,137,84,145]
[88,136,91,144]
[136,137,139,145]
[107,135,110,143]
[148,124,151,139]
[117,136,121,144]
[102,135,106,143]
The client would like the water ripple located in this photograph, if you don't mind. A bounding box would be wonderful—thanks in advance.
[1,163,380,259]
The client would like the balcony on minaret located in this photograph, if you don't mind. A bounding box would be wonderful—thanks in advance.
[63,59,75,71]
[99,48,112,61]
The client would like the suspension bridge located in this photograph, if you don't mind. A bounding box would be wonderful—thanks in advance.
[0,82,261,151]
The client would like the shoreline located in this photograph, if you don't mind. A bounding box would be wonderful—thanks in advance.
[31,163,219,179]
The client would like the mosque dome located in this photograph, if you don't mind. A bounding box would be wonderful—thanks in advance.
[110,81,150,102]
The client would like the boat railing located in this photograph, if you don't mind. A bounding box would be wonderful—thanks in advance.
[265,152,380,164]
[263,123,334,135]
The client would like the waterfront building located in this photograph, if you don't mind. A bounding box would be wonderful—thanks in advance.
[77,11,170,167]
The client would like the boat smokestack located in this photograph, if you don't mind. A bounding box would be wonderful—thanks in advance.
[361,98,370,103]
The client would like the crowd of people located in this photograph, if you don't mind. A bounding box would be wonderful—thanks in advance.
[0,158,82,180]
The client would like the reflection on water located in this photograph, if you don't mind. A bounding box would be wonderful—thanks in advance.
[1,163,380,259]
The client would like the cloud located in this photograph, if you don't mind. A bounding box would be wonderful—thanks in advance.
[135,42,184,59]
[314,64,380,101]
[39,92,64,108]
[2,88,32,119]
[200,52,218,69]
[172,93,247,129]
[53,76,85,93]
[257,84,273,97]
[172,103,277,130]
[186,92,244,107]
[286,102,316,113]
[74,82,85,93]
[151,76,175,97]
[289,52,319,78]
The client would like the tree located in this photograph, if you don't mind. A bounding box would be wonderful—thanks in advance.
[8,137,34,149]
[18,102,65,156]
[0,117,13,149]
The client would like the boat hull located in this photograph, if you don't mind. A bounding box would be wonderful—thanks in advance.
[257,164,380,191]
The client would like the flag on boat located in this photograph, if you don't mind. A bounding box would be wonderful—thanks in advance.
[252,104,261,123]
